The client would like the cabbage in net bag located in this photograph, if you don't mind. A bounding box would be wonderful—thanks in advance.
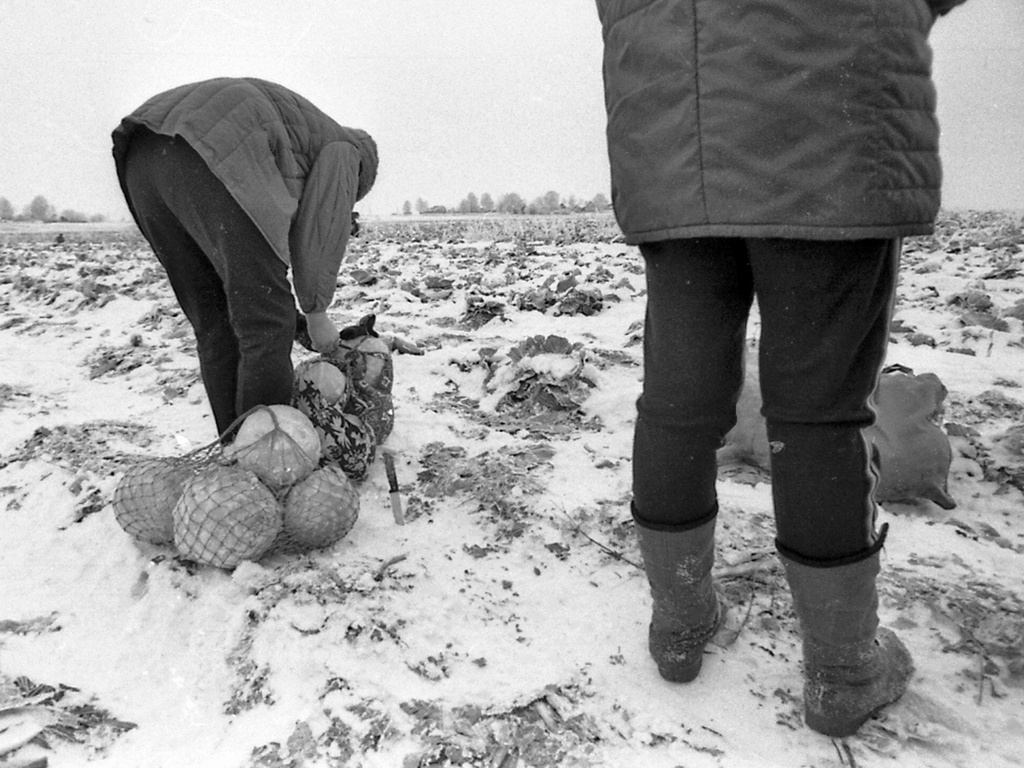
[173,463,283,569]
[111,404,360,569]
[113,454,209,546]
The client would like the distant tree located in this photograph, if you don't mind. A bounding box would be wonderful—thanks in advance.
[479,193,494,212]
[59,209,88,223]
[526,190,562,215]
[415,198,429,214]
[457,192,481,214]
[591,192,611,211]
[496,192,526,214]
[402,200,413,215]
[89,213,107,223]
[0,197,13,220]
[25,195,55,222]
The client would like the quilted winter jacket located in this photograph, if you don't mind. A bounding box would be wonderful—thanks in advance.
[596,0,967,244]
[112,78,378,313]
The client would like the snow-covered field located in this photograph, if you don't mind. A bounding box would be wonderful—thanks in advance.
[1,212,1022,768]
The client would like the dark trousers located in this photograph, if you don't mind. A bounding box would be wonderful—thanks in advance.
[633,237,899,564]
[122,130,296,437]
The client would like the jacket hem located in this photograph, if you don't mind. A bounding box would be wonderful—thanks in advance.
[115,118,292,268]
[620,221,935,244]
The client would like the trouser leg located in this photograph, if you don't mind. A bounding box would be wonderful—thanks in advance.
[749,239,910,736]
[749,238,900,563]
[121,130,296,436]
[632,238,748,681]
[123,132,240,434]
[633,238,753,528]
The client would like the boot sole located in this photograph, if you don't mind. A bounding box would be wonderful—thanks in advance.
[651,597,725,683]
[805,704,882,738]
[803,630,914,737]
[657,656,703,683]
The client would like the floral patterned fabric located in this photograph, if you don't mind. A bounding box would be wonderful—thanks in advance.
[292,344,393,482]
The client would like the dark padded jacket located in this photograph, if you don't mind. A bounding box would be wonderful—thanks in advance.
[596,0,968,244]
[112,77,378,313]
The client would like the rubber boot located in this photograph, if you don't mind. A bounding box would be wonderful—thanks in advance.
[781,548,914,737]
[635,514,723,682]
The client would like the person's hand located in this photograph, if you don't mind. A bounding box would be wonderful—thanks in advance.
[304,311,341,353]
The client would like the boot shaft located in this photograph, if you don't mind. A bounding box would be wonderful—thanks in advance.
[781,547,914,736]
[635,514,718,627]
[634,512,721,682]
[782,552,881,654]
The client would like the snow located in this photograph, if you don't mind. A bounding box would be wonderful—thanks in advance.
[1,214,1023,767]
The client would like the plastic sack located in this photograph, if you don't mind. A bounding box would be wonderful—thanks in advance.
[334,313,396,444]
[864,365,956,509]
[293,359,379,482]
[720,362,956,508]
[718,356,771,471]
[292,314,396,481]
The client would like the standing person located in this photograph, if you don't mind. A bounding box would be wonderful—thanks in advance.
[112,77,378,438]
[595,0,966,737]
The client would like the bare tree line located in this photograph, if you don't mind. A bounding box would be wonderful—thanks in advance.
[0,194,107,223]
[403,190,611,216]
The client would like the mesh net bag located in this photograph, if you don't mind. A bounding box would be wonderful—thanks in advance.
[173,464,283,569]
[111,403,360,569]
[280,465,360,551]
[112,437,231,547]
[112,458,193,545]
[228,404,322,489]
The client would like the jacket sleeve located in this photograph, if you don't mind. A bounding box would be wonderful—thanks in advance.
[927,0,967,16]
[289,141,361,314]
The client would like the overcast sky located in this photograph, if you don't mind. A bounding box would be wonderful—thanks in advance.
[1,0,1021,220]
